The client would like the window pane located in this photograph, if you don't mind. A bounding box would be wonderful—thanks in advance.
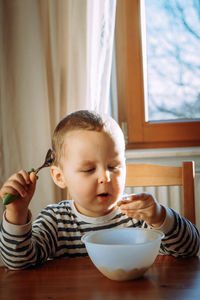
[143,0,200,122]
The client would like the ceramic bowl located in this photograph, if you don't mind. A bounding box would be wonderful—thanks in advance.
[81,227,164,281]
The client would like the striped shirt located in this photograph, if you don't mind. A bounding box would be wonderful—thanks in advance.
[0,200,199,270]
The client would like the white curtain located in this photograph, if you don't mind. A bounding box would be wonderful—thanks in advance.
[0,0,116,221]
[86,0,116,113]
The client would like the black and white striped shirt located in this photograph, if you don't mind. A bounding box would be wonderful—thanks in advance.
[0,200,199,269]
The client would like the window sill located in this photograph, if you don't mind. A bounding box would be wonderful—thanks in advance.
[126,146,200,159]
[125,147,200,170]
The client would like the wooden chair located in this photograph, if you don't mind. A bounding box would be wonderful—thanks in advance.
[125,161,196,224]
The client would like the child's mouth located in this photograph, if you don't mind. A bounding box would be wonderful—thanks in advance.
[97,193,110,200]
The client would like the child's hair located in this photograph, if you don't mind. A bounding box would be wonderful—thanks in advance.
[52,110,125,166]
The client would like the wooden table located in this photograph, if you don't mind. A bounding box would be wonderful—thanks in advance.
[0,255,200,300]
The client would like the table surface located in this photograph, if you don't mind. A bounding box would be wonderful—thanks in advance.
[0,255,200,300]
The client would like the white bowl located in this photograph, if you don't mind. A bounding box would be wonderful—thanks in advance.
[81,228,164,281]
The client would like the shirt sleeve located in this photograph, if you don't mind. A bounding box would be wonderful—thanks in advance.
[152,206,200,257]
[0,208,58,270]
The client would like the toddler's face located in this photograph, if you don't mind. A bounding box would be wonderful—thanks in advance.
[56,129,126,217]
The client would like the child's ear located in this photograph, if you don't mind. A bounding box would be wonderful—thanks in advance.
[50,166,67,189]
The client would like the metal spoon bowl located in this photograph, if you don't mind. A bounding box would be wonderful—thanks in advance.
[34,148,54,174]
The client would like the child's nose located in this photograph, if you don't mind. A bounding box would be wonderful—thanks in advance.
[98,170,111,184]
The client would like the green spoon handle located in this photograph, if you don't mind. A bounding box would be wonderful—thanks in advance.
[2,194,17,205]
[2,168,35,205]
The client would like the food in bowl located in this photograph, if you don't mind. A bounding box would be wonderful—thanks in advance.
[81,227,164,281]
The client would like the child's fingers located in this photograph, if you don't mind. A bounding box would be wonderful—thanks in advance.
[118,193,153,210]
[0,184,26,199]
[7,170,30,186]
[117,199,131,206]
[29,171,37,184]
[18,170,31,185]
[0,185,18,199]
[1,170,32,198]
[16,171,37,196]
[128,193,151,201]
[5,180,28,198]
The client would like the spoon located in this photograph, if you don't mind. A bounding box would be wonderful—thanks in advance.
[2,148,54,205]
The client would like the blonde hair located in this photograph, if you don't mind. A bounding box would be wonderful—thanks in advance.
[52,110,125,166]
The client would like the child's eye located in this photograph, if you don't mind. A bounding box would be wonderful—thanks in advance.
[82,168,95,173]
[108,165,118,170]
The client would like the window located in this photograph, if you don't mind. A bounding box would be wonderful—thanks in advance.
[115,0,200,149]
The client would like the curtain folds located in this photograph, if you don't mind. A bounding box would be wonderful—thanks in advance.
[0,0,116,220]
[86,0,116,113]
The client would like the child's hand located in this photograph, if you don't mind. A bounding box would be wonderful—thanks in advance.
[117,192,166,227]
[0,170,37,225]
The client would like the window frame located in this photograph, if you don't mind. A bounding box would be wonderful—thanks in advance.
[115,0,200,149]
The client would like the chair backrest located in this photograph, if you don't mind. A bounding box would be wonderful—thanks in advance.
[125,161,195,224]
